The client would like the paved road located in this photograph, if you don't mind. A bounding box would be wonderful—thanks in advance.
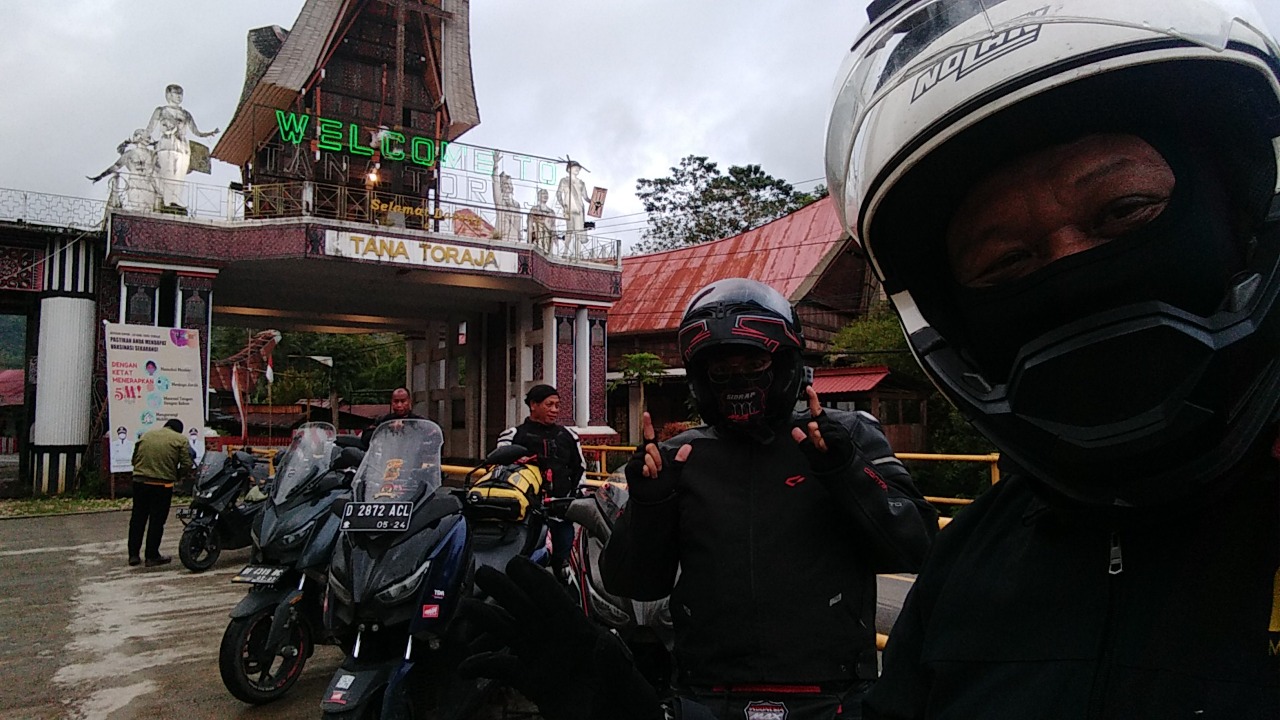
[0,510,343,720]
[0,510,914,720]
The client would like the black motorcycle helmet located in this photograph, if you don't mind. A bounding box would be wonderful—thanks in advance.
[826,0,1280,506]
[678,278,806,441]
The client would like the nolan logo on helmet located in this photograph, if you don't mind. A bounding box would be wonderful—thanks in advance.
[911,6,1049,102]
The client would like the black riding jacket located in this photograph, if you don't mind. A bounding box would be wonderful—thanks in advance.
[865,446,1280,719]
[601,409,937,687]
[497,419,585,498]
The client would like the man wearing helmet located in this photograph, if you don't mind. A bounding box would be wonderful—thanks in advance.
[825,0,1280,716]
[597,277,937,717]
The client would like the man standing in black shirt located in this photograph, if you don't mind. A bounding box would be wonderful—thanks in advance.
[497,384,586,580]
[361,387,423,447]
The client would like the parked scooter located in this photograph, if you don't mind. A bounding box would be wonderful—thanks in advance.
[218,422,363,705]
[177,449,265,572]
[558,477,675,693]
[320,428,552,719]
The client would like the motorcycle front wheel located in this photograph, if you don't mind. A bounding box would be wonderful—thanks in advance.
[218,607,311,704]
[178,524,220,572]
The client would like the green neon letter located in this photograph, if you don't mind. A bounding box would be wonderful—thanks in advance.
[275,110,310,145]
[381,131,406,161]
[409,137,436,166]
[440,142,464,170]
[348,123,374,157]
[316,117,343,152]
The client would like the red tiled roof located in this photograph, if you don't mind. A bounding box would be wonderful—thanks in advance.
[609,197,847,335]
[0,369,21,407]
[811,365,890,395]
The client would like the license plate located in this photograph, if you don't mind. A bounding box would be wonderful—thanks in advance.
[232,565,288,584]
[342,501,413,532]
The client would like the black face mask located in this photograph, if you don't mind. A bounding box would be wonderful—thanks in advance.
[952,151,1244,381]
[711,369,777,442]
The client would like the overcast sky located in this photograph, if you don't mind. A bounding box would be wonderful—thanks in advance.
[2,1,1278,247]
[0,0,865,247]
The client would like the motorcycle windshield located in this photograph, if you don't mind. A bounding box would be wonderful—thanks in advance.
[272,422,338,504]
[354,419,444,504]
[194,451,228,490]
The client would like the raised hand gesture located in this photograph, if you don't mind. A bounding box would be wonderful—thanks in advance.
[791,386,856,474]
[624,412,691,504]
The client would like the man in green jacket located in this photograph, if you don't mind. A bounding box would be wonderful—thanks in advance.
[128,419,193,567]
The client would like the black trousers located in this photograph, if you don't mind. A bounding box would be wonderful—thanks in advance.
[548,517,575,567]
[128,481,173,560]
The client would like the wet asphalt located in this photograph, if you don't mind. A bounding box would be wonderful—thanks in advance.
[0,510,913,720]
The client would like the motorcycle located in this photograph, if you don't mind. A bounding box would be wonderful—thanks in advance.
[558,477,675,694]
[218,422,363,705]
[177,449,265,572]
[320,431,550,719]
[462,443,551,577]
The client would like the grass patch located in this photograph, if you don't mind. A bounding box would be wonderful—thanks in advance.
[0,496,133,518]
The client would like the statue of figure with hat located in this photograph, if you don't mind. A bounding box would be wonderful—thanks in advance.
[555,158,590,257]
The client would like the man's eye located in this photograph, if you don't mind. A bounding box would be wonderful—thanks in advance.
[1094,195,1168,236]
[966,250,1033,288]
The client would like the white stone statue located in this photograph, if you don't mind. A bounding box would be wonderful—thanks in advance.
[88,129,159,212]
[144,84,219,209]
[556,159,590,256]
[491,152,522,242]
[526,188,556,253]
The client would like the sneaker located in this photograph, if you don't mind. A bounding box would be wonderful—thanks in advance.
[144,556,172,567]
[128,556,141,567]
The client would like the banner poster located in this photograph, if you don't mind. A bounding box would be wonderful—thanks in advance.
[105,323,205,473]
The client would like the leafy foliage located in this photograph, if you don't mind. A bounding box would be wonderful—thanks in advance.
[0,315,25,369]
[608,352,668,418]
[607,353,666,392]
[829,305,996,501]
[632,156,828,253]
[212,327,406,406]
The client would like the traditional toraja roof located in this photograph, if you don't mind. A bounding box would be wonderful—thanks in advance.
[811,365,890,395]
[213,0,479,167]
[609,197,848,335]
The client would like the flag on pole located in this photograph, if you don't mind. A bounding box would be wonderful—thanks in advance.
[265,355,274,384]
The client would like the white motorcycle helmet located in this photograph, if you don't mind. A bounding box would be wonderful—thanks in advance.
[827,0,1280,506]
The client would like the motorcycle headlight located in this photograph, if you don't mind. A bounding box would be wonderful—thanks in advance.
[280,520,316,547]
[375,560,431,605]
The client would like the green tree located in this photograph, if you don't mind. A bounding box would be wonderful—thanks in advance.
[608,352,667,409]
[829,305,996,502]
[633,155,826,253]
[212,327,406,407]
[0,315,25,369]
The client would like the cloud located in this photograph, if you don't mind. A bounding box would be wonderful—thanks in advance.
[3,0,1279,246]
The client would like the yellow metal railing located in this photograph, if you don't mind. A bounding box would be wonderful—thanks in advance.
[440,446,999,525]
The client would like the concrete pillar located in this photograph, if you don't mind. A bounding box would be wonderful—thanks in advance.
[588,309,609,427]
[541,304,557,393]
[177,274,214,417]
[30,237,98,494]
[574,307,590,428]
[553,306,575,424]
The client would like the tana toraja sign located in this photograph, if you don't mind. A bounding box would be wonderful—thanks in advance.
[324,230,520,274]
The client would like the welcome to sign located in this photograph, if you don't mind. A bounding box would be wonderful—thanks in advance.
[274,110,562,186]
